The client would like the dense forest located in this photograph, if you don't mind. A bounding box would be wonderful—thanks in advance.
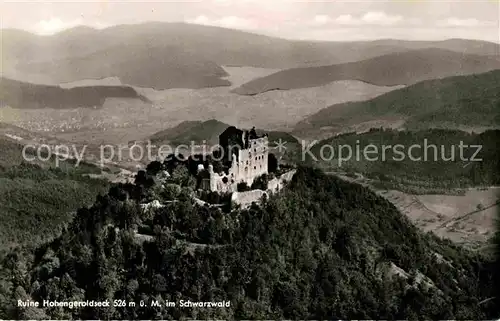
[304,128,500,193]
[1,163,498,319]
[0,137,109,253]
[0,163,109,253]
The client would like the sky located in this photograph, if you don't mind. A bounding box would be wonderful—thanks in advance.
[1,0,499,42]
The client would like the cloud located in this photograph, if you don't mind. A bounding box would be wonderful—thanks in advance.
[361,12,403,25]
[312,11,405,27]
[35,18,82,35]
[335,15,356,25]
[186,15,257,30]
[313,15,331,25]
[437,17,496,28]
[33,18,109,35]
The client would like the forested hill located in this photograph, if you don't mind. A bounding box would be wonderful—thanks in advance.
[232,48,500,95]
[1,166,498,319]
[303,128,500,193]
[0,77,151,109]
[0,137,109,252]
[293,69,500,138]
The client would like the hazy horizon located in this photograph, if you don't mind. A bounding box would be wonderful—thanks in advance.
[2,21,500,45]
[1,0,498,43]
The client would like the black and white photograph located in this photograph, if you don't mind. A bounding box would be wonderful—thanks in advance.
[0,0,499,319]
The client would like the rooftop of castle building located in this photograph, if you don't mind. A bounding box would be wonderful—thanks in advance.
[219,126,267,141]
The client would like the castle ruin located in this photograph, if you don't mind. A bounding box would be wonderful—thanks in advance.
[199,126,269,193]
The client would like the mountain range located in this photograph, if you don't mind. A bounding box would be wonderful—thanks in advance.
[2,23,499,89]
[2,23,500,144]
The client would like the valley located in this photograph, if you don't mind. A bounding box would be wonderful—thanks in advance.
[2,68,401,144]
[0,16,499,320]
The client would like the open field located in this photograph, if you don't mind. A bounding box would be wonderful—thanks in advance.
[382,188,499,246]
[337,172,500,247]
[221,66,281,88]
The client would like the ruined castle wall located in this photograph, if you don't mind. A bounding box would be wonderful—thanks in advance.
[232,169,296,208]
[236,136,268,185]
[206,136,269,193]
[268,169,296,193]
[231,190,268,208]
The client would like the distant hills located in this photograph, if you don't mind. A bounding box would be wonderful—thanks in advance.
[11,46,231,90]
[293,70,500,139]
[0,77,151,109]
[233,49,500,95]
[2,23,499,89]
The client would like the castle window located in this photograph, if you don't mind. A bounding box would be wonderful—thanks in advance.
[254,149,256,152]
[254,166,256,170]
[255,157,257,161]
[245,167,248,172]
[222,177,229,184]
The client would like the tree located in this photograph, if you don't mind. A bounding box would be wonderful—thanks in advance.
[171,165,196,188]
[146,161,164,176]
[237,182,250,192]
[135,170,155,188]
[251,174,269,190]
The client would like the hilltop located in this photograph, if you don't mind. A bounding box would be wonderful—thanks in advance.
[146,120,302,165]
[0,77,151,109]
[150,120,232,145]
[232,48,500,95]
[3,23,500,89]
[293,70,500,139]
[0,165,497,319]
[149,119,300,147]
